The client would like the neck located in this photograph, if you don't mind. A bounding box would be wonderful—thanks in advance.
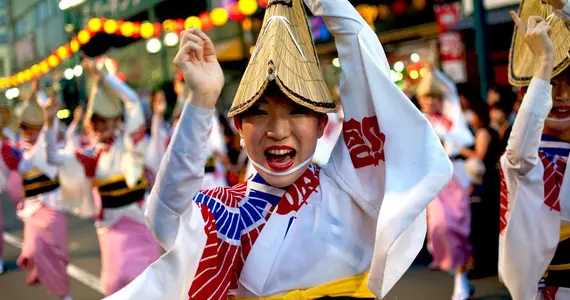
[543,128,570,143]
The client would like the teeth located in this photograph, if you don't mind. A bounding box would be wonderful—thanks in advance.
[267,149,293,155]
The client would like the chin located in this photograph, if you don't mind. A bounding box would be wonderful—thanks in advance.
[254,165,310,188]
[545,118,570,133]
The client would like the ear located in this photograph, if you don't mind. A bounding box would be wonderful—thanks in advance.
[316,113,329,139]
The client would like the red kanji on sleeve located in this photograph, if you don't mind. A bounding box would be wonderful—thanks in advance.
[342,116,386,169]
[1,141,22,171]
[130,124,147,146]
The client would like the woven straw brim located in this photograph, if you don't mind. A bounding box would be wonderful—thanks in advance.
[87,81,122,120]
[509,0,570,86]
[19,100,43,127]
[228,0,336,117]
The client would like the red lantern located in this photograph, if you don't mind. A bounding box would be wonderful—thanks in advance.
[153,23,162,38]
[199,12,213,31]
[176,19,185,34]
[391,0,408,16]
[132,22,141,38]
[258,0,269,8]
[229,2,244,21]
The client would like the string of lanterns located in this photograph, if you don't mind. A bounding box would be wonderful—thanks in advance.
[0,0,264,89]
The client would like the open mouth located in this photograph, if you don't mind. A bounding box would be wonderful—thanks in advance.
[549,106,570,119]
[264,145,297,171]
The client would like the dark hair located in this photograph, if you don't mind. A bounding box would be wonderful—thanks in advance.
[490,99,514,115]
[470,101,490,127]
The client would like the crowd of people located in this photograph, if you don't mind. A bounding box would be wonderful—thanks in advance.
[0,0,568,299]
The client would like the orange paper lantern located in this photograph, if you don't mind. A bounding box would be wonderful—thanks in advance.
[162,19,177,32]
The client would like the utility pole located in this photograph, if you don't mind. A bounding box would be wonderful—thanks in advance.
[472,0,492,101]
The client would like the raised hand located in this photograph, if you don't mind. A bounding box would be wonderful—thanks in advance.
[72,106,83,125]
[42,97,61,127]
[173,28,224,109]
[511,12,554,60]
[511,11,554,81]
[153,95,167,116]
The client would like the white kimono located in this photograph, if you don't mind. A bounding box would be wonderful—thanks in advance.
[499,78,570,300]
[104,0,452,298]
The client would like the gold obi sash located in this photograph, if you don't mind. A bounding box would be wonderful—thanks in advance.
[22,169,60,198]
[544,225,570,288]
[93,175,147,209]
[231,273,375,300]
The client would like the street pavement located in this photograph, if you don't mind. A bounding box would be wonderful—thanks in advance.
[0,195,511,300]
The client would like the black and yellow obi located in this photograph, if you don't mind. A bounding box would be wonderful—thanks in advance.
[205,156,215,173]
[94,175,147,209]
[22,169,60,198]
[543,225,570,288]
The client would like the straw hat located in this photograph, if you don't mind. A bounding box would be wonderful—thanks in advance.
[227,0,336,117]
[19,97,43,127]
[86,78,122,120]
[416,71,447,97]
[509,0,570,86]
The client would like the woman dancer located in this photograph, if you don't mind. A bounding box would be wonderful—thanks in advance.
[43,59,160,296]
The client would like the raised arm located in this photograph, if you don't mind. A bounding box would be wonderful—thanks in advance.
[145,98,169,177]
[503,12,554,175]
[145,28,225,250]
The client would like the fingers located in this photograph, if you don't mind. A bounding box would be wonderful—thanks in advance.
[510,11,526,35]
[174,41,204,67]
[527,16,544,31]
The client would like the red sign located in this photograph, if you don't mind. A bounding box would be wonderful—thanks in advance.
[434,2,462,32]
[439,31,465,61]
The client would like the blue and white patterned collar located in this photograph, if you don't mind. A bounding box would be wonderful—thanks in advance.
[540,134,570,159]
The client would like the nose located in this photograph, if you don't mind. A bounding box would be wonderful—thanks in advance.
[556,81,570,102]
[266,114,292,141]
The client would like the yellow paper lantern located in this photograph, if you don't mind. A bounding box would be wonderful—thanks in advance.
[39,61,49,74]
[24,69,32,81]
[57,45,70,59]
[140,22,155,39]
[78,30,91,45]
[104,19,118,34]
[48,55,59,68]
[211,8,229,27]
[70,39,80,53]
[17,72,25,83]
[121,21,134,37]
[184,16,202,29]
[87,18,102,33]
[31,64,41,76]
[162,19,177,32]
[238,0,258,16]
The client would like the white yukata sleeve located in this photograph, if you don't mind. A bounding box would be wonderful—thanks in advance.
[103,103,212,300]
[498,78,559,300]
[305,0,452,297]
[144,114,168,176]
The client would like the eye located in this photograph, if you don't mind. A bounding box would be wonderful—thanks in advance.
[290,106,310,115]
[245,107,268,116]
